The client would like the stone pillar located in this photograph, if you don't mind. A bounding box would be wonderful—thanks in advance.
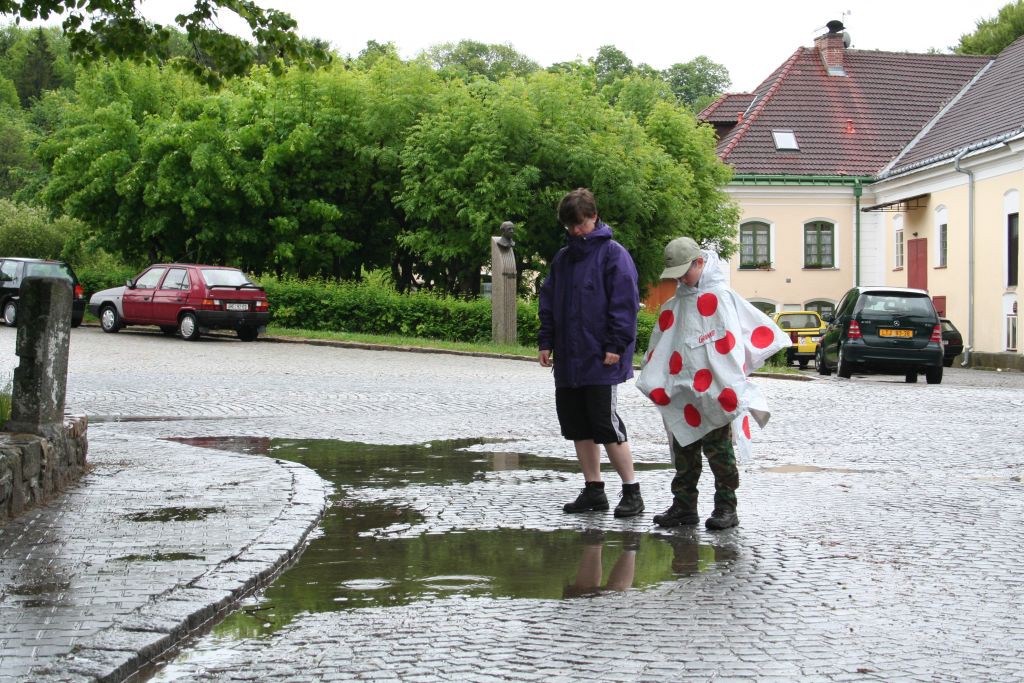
[5,276,72,441]
[491,221,518,345]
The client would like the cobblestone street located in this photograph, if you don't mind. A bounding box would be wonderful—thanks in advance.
[2,326,1023,681]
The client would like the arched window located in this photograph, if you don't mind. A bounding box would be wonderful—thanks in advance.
[749,300,776,316]
[803,221,835,268]
[805,299,835,319]
[740,221,771,269]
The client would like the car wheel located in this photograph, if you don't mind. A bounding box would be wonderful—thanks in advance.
[2,300,16,326]
[925,366,943,384]
[159,326,177,336]
[99,305,121,333]
[905,371,918,383]
[837,346,852,379]
[798,359,809,370]
[817,347,831,376]
[237,326,258,342]
[943,358,954,368]
[71,318,82,329]
[179,312,201,341]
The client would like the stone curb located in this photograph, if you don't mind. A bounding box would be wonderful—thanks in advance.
[32,459,331,683]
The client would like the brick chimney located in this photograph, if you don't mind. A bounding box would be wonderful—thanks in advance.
[815,20,848,76]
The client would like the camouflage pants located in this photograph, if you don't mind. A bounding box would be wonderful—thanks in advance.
[669,424,738,513]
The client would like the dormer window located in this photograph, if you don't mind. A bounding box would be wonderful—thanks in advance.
[772,129,799,151]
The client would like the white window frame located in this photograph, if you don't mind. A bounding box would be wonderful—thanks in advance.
[934,206,949,268]
[893,214,904,269]
[738,219,775,269]
[1005,190,1019,290]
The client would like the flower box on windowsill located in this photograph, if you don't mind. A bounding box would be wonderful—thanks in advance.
[739,262,772,270]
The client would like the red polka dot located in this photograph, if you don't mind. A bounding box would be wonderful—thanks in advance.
[693,368,712,392]
[649,388,671,406]
[645,350,654,364]
[718,388,738,413]
[697,293,718,316]
[658,310,674,331]
[684,404,702,427]
[742,415,751,439]
[751,325,775,349]
[668,351,683,375]
[715,331,736,355]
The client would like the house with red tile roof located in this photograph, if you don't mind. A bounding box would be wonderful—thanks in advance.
[697,21,1022,366]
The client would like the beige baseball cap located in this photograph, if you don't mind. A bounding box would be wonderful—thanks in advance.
[659,236,701,279]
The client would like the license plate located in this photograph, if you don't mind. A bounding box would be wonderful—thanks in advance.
[225,303,248,311]
[880,329,912,338]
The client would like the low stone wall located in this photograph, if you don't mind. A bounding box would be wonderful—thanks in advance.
[0,415,88,523]
[965,351,1024,372]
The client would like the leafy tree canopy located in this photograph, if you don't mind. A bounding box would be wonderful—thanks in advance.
[956,1,1024,54]
[662,55,731,110]
[0,0,330,86]
[421,40,539,82]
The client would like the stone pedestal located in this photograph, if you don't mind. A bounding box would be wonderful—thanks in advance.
[5,276,72,441]
[491,224,517,345]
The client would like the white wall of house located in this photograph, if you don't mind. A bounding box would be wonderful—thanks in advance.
[870,139,1024,355]
[724,184,876,314]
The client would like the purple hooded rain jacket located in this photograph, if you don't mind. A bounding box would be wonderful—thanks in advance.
[538,222,640,389]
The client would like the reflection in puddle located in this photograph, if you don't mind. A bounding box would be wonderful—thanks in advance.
[124,507,226,522]
[166,437,732,640]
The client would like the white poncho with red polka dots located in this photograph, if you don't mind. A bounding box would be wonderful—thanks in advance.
[635,251,790,460]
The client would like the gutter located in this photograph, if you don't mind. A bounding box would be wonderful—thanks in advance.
[730,174,873,187]
[953,150,974,366]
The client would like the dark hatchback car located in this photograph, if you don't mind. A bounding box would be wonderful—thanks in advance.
[940,318,964,367]
[817,286,944,384]
[0,257,86,328]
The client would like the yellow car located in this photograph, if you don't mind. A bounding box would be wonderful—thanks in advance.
[772,311,826,369]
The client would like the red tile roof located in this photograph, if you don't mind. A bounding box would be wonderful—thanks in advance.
[698,93,755,123]
[702,46,990,176]
[887,35,1024,175]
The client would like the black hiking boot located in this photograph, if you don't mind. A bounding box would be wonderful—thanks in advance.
[705,508,739,530]
[613,483,644,518]
[653,500,700,528]
[563,482,609,513]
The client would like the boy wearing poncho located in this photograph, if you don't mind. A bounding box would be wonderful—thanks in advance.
[635,237,789,530]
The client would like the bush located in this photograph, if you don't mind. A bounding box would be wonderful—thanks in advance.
[0,199,69,259]
[258,275,542,347]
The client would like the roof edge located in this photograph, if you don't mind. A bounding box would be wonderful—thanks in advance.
[879,58,995,176]
[719,48,803,161]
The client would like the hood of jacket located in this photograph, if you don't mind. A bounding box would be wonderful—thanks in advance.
[567,222,613,261]
[676,249,726,296]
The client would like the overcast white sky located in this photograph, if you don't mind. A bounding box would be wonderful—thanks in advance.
[16,0,1017,92]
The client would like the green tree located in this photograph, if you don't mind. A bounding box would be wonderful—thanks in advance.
[590,44,633,88]
[661,56,731,110]
[397,70,735,294]
[956,1,1024,54]
[421,40,539,82]
[0,198,76,258]
[0,0,330,86]
[0,109,33,197]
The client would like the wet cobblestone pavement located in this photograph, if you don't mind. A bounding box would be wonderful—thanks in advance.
[2,326,1024,681]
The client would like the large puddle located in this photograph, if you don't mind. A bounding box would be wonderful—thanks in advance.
[167,437,736,640]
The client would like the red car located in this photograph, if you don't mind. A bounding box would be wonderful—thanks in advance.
[88,264,270,341]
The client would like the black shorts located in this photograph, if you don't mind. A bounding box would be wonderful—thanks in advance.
[555,385,628,444]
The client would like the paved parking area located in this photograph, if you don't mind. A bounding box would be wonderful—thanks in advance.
[2,326,1023,681]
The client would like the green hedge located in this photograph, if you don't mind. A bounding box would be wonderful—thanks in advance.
[257,275,657,352]
[74,263,139,299]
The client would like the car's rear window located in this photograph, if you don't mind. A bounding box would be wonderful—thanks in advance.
[859,293,935,318]
[941,320,957,333]
[201,269,252,287]
[25,262,74,281]
[776,313,820,329]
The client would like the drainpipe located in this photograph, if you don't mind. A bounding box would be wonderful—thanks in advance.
[854,180,863,286]
[954,150,974,366]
